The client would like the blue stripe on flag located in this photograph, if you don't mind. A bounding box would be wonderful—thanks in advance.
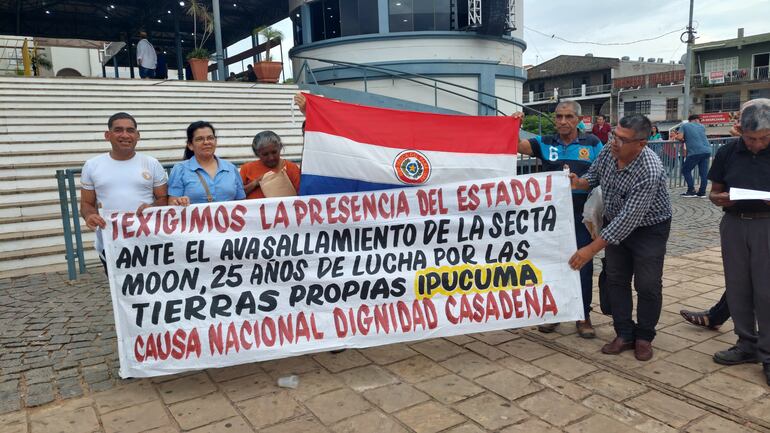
[299,174,405,196]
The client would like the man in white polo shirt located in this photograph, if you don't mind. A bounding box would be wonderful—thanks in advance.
[136,31,157,79]
[80,112,168,273]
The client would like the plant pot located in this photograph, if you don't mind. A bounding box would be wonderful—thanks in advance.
[188,58,210,81]
[253,61,282,83]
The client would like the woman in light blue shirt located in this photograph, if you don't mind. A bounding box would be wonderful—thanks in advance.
[168,121,246,205]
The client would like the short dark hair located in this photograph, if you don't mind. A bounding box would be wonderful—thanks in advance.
[184,121,216,160]
[597,114,605,120]
[619,114,652,140]
[108,112,137,129]
[688,114,701,122]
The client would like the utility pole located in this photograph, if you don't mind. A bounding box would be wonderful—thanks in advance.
[211,0,226,81]
[681,0,696,120]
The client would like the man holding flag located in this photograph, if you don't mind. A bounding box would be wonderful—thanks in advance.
[513,101,603,338]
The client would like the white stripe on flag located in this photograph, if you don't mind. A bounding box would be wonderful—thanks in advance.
[301,131,518,185]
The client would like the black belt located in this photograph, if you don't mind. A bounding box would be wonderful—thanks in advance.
[727,211,770,220]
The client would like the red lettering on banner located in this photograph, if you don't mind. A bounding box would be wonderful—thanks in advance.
[443,287,559,325]
[134,328,201,362]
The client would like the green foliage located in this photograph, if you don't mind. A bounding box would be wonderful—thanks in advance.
[283,78,295,84]
[186,47,210,60]
[521,113,556,135]
[253,26,284,62]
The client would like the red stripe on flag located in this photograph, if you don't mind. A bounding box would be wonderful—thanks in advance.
[303,93,519,155]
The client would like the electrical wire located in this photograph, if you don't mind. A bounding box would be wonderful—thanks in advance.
[525,26,686,46]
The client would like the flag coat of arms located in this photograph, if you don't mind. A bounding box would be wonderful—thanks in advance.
[299,94,521,195]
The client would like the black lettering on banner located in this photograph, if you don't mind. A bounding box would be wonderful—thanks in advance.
[212,265,243,289]
[116,243,174,269]
[423,219,450,244]
[186,240,209,263]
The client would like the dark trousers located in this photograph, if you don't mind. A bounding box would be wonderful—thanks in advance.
[708,293,731,326]
[139,66,156,79]
[682,153,710,194]
[720,213,770,364]
[605,218,671,342]
[574,211,593,317]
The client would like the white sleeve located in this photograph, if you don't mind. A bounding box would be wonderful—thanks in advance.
[150,157,168,187]
[81,160,95,190]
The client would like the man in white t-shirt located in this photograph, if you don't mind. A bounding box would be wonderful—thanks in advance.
[136,31,157,79]
[80,112,168,273]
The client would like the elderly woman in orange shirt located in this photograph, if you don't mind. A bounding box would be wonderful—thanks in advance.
[240,130,301,199]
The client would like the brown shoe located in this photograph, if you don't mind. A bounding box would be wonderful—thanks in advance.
[576,318,596,339]
[635,340,653,361]
[601,337,635,355]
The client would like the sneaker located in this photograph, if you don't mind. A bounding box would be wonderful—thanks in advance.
[538,323,559,333]
[681,191,698,198]
[713,346,759,365]
[696,193,707,198]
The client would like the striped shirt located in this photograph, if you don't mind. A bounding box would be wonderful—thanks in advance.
[583,145,672,245]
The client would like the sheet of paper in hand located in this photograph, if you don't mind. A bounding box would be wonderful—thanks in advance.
[102,171,581,377]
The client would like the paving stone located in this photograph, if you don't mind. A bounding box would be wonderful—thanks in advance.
[650,332,696,353]
[169,391,239,430]
[101,399,172,433]
[664,349,723,373]
[443,423,487,433]
[463,341,508,361]
[519,390,591,427]
[288,369,346,402]
[331,410,407,433]
[157,372,217,404]
[336,365,398,392]
[410,339,467,361]
[219,371,279,402]
[470,330,518,345]
[187,416,254,433]
[24,367,54,384]
[685,414,757,433]
[565,414,634,433]
[395,401,465,433]
[495,356,547,378]
[497,338,556,361]
[439,352,502,379]
[660,322,718,343]
[473,369,542,401]
[683,371,767,409]
[25,382,54,407]
[534,353,598,380]
[29,399,99,433]
[577,371,647,401]
[236,391,305,429]
[312,350,371,373]
[445,335,477,346]
[454,392,526,430]
[94,380,157,413]
[261,355,320,378]
[414,373,484,404]
[362,383,431,413]
[0,411,27,433]
[636,359,703,387]
[536,374,592,401]
[626,390,707,429]
[719,363,768,385]
[500,419,561,433]
[207,363,264,383]
[385,355,450,383]
[304,388,371,425]
[359,344,418,365]
[745,398,770,421]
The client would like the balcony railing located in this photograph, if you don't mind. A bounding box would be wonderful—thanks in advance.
[526,83,611,103]
[692,66,769,86]
[585,83,612,95]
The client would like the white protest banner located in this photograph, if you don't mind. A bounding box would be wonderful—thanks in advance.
[103,171,582,378]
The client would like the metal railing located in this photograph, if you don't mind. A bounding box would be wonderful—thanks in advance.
[692,66,769,86]
[648,137,737,188]
[585,83,612,95]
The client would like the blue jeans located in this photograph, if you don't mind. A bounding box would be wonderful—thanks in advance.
[682,153,710,194]
[139,66,155,79]
[574,211,593,317]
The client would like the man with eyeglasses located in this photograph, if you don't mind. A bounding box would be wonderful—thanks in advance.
[706,98,770,386]
[567,114,672,361]
[513,100,603,338]
[80,112,168,274]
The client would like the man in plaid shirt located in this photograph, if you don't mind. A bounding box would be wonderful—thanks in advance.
[569,114,672,361]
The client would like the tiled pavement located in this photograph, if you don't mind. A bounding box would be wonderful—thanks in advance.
[2,190,769,432]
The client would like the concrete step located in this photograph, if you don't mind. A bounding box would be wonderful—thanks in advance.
[0,127,303,147]
[0,116,302,127]
[0,243,97,274]
[0,91,296,101]
[0,108,303,119]
[0,202,61,219]
[0,120,303,135]
[0,76,299,92]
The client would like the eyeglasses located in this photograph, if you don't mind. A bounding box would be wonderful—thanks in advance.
[607,132,641,147]
[192,135,216,144]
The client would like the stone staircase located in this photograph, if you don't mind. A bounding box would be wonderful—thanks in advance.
[0,76,304,278]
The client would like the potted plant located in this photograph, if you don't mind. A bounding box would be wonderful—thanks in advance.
[186,0,213,80]
[252,26,284,83]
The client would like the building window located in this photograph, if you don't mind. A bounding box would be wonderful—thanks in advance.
[340,0,379,37]
[749,89,770,99]
[704,92,740,113]
[389,0,451,33]
[624,100,651,116]
[666,98,678,121]
[291,9,304,45]
[704,57,738,75]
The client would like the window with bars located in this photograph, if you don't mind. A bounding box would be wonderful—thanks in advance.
[704,92,740,113]
[624,100,651,116]
[704,57,739,75]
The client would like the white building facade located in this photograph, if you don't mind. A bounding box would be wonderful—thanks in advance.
[288,0,526,115]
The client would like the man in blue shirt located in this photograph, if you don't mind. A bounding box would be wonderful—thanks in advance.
[514,100,603,338]
[676,114,712,197]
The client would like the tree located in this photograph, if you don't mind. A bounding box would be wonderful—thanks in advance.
[521,112,556,135]
[253,26,284,62]
[186,0,213,60]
